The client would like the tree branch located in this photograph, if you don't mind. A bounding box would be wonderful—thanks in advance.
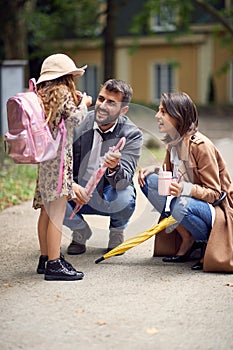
[193,0,233,36]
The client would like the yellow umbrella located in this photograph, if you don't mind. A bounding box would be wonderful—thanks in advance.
[95,215,177,264]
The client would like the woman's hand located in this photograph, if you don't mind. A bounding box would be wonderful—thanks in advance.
[169,180,183,197]
[138,165,159,187]
[72,183,91,205]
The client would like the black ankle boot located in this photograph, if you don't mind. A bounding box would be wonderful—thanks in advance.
[60,253,84,278]
[37,255,48,274]
[44,258,84,281]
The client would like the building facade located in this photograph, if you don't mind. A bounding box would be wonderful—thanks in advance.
[65,0,232,105]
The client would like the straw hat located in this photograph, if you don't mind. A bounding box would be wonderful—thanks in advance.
[36,53,87,84]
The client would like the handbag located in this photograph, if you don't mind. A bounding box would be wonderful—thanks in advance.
[204,188,233,273]
[153,228,181,256]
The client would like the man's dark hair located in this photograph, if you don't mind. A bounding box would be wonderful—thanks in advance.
[102,79,133,105]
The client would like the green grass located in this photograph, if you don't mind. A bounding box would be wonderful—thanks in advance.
[0,138,37,211]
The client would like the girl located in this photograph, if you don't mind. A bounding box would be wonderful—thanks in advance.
[33,53,92,281]
[138,92,232,271]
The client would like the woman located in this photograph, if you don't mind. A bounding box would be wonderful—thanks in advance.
[138,92,232,271]
[33,53,92,281]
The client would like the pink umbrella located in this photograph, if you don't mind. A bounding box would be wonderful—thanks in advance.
[69,136,126,219]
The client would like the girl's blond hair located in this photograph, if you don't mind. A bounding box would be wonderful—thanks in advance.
[37,75,79,125]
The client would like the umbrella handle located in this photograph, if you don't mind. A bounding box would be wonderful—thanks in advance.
[95,256,105,264]
[113,137,126,151]
[70,137,126,220]
[69,204,82,219]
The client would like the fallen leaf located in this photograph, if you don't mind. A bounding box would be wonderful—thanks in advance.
[96,320,107,326]
[75,308,85,313]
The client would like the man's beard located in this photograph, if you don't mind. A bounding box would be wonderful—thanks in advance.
[94,107,120,126]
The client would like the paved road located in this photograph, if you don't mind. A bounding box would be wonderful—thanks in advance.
[1,111,233,350]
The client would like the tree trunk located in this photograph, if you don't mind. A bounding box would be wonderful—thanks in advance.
[103,0,117,81]
[0,1,30,59]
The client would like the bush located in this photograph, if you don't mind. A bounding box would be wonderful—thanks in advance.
[0,138,37,211]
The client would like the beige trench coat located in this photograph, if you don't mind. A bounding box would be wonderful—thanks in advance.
[153,131,233,272]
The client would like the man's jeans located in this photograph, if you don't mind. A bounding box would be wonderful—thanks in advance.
[64,183,136,233]
[141,173,213,241]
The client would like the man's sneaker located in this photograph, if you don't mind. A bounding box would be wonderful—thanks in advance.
[67,224,92,255]
[67,241,86,255]
[107,231,125,256]
[37,255,48,274]
[44,258,84,281]
[108,231,124,250]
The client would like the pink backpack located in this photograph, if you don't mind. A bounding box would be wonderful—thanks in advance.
[4,79,67,193]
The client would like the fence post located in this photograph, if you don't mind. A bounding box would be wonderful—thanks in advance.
[0,60,28,135]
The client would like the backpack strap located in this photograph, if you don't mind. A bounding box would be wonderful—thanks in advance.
[56,118,67,194]
[29,78,38,93]
[29,77,67,194]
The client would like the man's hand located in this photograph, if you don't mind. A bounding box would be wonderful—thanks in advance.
[73,183,91,205]
[104,149,121,171]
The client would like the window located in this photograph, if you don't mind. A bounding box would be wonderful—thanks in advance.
[150,2,175,32]
[153,63,175,104]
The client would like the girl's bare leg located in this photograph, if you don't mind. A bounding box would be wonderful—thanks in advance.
[45,197,67,261]
[38,206,49,256]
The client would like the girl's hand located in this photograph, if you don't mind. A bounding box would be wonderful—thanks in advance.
[76,90,83,101]
[169,180,183,197]
[81,92,92,107]
[138,165,159,187]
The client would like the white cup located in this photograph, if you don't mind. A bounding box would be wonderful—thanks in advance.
[158,171,172,196]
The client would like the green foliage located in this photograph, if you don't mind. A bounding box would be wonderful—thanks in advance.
[27,0,101,58]
[130,0,194,37]
[130,0,233,38]
[129,0,233,75]
[0,139,37,211]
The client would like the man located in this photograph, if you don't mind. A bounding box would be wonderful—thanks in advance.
[64,79,143,254]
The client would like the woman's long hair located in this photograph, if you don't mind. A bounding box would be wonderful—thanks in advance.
[37,75,79,126]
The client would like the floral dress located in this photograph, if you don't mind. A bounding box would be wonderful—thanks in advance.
[33,87,87,209]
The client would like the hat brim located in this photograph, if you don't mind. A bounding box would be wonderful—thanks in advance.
[36,65,87,84]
